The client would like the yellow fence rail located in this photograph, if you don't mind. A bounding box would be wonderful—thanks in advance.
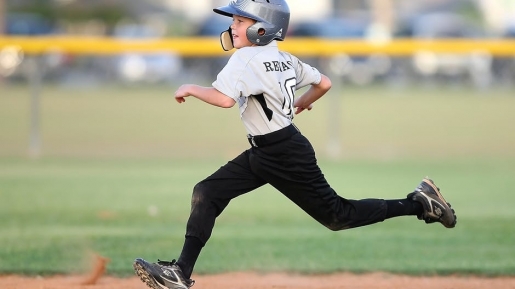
[1,36,515,56]
[2,36,514,159]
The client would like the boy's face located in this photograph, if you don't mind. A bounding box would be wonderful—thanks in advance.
[230,15,257,49]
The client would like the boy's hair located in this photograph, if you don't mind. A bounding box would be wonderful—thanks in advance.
[214,0,290,46]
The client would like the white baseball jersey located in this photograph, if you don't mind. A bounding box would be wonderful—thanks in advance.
[212,40,322,136]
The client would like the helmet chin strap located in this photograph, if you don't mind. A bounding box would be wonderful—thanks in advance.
[220,28,234,51]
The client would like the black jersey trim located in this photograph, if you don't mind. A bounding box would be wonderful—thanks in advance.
[253,94,273,121]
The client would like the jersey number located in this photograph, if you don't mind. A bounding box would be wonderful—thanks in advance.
[281,77,296,119]
[254,78,296,122]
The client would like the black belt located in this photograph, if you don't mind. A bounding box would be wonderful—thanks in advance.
[247,124,299,148]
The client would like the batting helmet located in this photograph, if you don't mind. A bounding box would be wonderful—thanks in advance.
[213,0,290,48]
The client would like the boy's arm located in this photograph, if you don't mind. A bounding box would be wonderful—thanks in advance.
[293,74,332,114]
[175,84,236,108]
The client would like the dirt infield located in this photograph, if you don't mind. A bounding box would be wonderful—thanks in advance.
[2,272,514,289]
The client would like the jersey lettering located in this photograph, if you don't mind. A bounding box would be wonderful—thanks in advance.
[263,61,293,72]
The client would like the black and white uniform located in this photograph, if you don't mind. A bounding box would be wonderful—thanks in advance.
[186,41,387,244]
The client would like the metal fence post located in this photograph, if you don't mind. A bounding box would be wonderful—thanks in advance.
[28,55,42,158]
[325,58,343,160]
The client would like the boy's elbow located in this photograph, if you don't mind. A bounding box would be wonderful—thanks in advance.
[320,74,332,91]
[220,97,236,108]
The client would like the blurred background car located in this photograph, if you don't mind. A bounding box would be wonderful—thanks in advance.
[111,23,182,84]
[396,11,493,88]
[6,12,54,35]
[184,15,233,81]
[1,13,69,80]
[491,23,515,87]
[288,16,393,86]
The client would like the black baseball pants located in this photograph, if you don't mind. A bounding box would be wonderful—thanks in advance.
[184,129,387,244]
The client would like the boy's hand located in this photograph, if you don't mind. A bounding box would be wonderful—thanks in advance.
[174,85,192,103]
[294,104,313,114]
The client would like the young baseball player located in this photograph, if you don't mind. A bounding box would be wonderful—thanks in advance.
[134,1,457,289]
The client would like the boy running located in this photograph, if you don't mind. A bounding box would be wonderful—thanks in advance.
[134,1,457,289]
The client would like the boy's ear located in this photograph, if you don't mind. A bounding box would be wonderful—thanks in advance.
[220,28,234,51]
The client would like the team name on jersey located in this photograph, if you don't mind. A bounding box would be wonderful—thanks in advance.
[263,61,293,72]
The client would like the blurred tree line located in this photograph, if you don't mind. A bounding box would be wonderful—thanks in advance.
[3,0,126,34]
[2,0,191,36]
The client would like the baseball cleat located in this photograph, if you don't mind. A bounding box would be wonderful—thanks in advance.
[407,177,457,228]
[133,258,194,289]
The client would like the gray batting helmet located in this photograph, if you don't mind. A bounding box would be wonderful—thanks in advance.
[213,0,290,46]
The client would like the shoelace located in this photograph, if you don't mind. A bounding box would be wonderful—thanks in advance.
[156,259,195,287]
[157,259,177,267]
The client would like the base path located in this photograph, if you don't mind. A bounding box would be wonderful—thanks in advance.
[1,272,514,289]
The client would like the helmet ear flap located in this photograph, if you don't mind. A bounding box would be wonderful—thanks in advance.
[220,28,234,51]
[246,22,275,45]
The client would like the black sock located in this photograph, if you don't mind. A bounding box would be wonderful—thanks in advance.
[385,198,423,219]
[176,236,204,279]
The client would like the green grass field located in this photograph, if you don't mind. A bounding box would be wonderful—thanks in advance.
[0,83,514,276]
